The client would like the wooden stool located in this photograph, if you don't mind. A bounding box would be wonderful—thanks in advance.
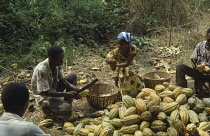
[194,79,210,96]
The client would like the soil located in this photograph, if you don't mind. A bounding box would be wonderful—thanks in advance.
[0,45,202,136]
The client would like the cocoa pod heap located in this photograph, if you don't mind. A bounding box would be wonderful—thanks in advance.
[62,82,210,136]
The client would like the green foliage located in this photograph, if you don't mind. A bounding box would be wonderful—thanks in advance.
[0,0,210,67]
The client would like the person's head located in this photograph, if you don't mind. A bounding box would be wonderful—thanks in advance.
[47,45,64,66]
[117,32,135,50]
[1,82,29,116]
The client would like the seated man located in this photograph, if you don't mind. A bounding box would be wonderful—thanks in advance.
[31,45,80,117]
[0,82,50,136]
[176,28,210,89]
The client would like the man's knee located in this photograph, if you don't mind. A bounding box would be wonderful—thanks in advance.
[176,63,187,72]
[176,63,184,69]
[43,103,72,115]
[64,72,77,84]
[59,102,72,113]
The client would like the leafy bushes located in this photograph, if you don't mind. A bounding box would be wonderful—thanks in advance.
[0,0,210,66]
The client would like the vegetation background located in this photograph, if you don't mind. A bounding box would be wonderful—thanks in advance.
[1,0,210,68]
[0,0,210,135]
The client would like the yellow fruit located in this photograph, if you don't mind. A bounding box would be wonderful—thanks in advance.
[63,122,74,129]
[136,92,145,99]
[154,84,165,93]
[122,95,135,108]
[167,84,176,91]
[163,97,174,103]
[121,114,141,125]
[196,64,205,70]
[124,107,137,117]
[139,121,150,131]
[134,130,143,136]
[120,124,139,134]
[64,127,75,135]
[135,98,147,113]
[160,102,179,115]
[119,106,127,119]
[108,108,119,119]
[151,120,166,132]
[142,88,156,96]
[162,82,170,88]
[79,89,89,97]
[186,123,197,134]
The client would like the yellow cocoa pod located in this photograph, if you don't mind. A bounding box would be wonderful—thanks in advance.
[135,98,147,113]
[124,107,137,117]
[63,122,74,129]
[136,92,146,99]
[162,82,170,88]
[163,97,174,103]
[186,123,197,134]
[64,127,75,135]
[79,89,89,97]
[154,84,165,93]
[196,64,205,70]
[204,66,210,72]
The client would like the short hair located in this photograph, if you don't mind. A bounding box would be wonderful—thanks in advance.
[1,82,29,113]
[206,28,210,36]
[47,46,64,58]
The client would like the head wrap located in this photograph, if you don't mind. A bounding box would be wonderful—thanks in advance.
[117,32,135,46]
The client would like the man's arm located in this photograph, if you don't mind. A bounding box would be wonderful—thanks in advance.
[40,90,80,99]
[28,123,51,136]
[62,79,80,92]
[191,58,197,69]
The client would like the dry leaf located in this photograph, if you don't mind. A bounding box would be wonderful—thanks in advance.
[76,111,85,117]
[10,63,18,69]
[78,72,84,75]
[91,67,100,71]
[79,79,87,84]
[169,70,176,74]
[3,82,8,86]
[0,104,3,110]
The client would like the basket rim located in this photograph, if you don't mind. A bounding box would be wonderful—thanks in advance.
[142,71,171,80]
[87,82,119,98]
[87,92,118,98]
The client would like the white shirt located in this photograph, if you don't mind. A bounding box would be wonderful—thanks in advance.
[0,112,51,136]
[31,58,64,107]
[191,41,210,66]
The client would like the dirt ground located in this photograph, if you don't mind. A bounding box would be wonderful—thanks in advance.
[0,45,198,135]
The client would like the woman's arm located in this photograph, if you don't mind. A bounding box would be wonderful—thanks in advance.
[116,54,135,67]
[106,58,117,71]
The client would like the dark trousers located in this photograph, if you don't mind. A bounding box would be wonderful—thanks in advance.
[176,63,210,87]
[42,72,77,115]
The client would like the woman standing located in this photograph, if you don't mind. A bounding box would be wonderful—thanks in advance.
[106,32,143,97]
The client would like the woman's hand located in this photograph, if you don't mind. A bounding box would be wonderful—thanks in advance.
[106,58,117,71]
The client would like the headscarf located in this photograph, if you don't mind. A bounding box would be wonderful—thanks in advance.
[117,32,135,46]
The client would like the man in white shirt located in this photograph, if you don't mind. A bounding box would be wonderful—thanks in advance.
[176,28,210,87]
[0,82,50,136]
[31,46,80,117]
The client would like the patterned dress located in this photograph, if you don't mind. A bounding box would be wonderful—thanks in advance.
[106,45,143,97]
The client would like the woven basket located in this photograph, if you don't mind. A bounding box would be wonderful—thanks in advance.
[142,71,171,89]
[87,82,119,109]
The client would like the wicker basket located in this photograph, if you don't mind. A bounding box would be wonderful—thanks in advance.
[87,82,119,109]
[142,71,171,89]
